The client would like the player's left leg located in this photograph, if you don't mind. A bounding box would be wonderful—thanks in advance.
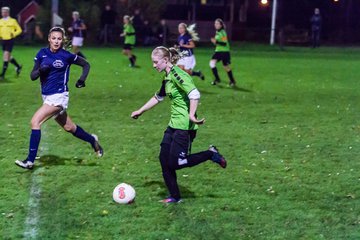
[55,112,103,157]
[169,129,227,170]
[224,64,235,87]
[128,49,136,67]
[222,52,235,87]
[10,56,22,76]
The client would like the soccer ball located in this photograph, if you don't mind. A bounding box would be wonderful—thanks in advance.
[113,183,136,204]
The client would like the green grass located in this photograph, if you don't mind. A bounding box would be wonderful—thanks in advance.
[1,44,360,239]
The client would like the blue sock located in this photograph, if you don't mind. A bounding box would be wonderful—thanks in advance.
[72,125,95,148]
[27,129,41,163]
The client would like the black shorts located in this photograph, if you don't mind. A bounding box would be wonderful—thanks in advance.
[2,39,14,52]
[123,44,134,50]
[211,52,231,66]
[160,127,197,156]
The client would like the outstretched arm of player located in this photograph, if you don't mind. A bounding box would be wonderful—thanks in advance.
[188,89,205,124]
[131,97,160,119]
[73,56,90,88]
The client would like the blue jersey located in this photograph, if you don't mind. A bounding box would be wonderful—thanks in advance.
[72,19,85,37]
[34,48,78,95]
[177,33,193,56]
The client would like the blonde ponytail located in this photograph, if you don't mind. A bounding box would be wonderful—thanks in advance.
[186,24,200,41]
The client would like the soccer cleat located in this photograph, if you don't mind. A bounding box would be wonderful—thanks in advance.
[159,197,182,204]
[229,81,236,87]
[209,145,227,168]
[16,65,22,76]
[211,79,220,85]
[91,134,104,157]
[15,159,34,170]
[199,71,205,80]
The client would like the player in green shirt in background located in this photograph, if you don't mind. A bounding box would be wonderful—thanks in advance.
[131,46,227,203]
[120,15,137,67]
[210,18,236,87]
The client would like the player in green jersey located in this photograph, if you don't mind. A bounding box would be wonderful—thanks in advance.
[120,15,137,67]
[210,18,236,86]
[131,46,227,203]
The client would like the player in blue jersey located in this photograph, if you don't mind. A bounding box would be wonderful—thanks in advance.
[68,11,86,58]
[176,23,204,80]
[15,27,103,170]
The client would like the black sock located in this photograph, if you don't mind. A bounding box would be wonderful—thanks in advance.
[129,56,135,66]
[77,51,86,59]
[192,70,200,76]
[227,70,235,83]
[10,58,20,68]
[1,61,8,76]
[211,67,220,81]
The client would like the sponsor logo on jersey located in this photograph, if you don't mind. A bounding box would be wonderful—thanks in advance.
[53,60,64,68]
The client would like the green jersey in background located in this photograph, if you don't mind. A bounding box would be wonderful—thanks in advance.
[124,23,135,45]
[215,29,230,52]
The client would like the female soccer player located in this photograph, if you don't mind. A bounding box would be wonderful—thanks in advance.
[15,27,103,170]
[176,23,204,80]
[131,46,227,203]
[120,15,136,67]
[210,18,236,87]
[68,11,87,58]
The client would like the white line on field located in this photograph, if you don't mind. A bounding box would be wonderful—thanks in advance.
[23,125,49,239]
[23,167,43,239]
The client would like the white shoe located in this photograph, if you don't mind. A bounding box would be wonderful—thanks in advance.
[15,159,34,169]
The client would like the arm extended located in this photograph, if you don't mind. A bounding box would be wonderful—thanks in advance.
[131,96,160,119]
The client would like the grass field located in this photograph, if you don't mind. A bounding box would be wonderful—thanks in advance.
[1,44,360,239]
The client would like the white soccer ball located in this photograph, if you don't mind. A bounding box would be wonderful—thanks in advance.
[113,183,136,204]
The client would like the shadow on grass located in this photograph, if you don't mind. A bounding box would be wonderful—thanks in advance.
[0,79,11,84]
[216,84,253,92]
[200,85,253,94]
[37,154,99,167]
[143,180,197,199]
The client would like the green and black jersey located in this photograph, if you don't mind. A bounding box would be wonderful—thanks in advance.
[214,29,230,52]
[156,66,199,131]
[123,23,136,45]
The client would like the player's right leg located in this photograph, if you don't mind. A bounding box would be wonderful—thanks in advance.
[224,64,236,87]
[0,50,10,80]
[15,104,62,169]
[210,59,220,85]
[159,128,182,203]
